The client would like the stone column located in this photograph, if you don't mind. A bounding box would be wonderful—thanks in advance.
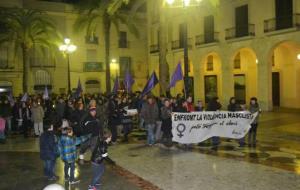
[220,51,234,108]
[256,52,273,111]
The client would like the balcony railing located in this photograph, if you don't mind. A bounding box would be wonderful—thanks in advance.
[118,41,130,48]
[195,32,219,46]
[150,44,159,53]
[85,36,99,44]
[171,38,193,50]
[30,57,56,68]
[264,14,300,33]
[225,24,255,40]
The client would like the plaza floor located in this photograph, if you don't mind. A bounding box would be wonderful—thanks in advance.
[0,110,300,190]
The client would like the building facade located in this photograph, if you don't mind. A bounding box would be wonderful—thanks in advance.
[0,0,148,95]
[148,0,300,110]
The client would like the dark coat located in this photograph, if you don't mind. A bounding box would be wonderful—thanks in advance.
[81,114,103,137]
[91,139,114,165]
[40,131,59,160]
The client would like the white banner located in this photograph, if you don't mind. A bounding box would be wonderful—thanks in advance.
[172,111,258,144]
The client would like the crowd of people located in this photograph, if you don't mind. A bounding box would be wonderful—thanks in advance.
[0,91,261,189]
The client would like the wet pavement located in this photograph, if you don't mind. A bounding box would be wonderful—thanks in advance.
[0,111,300,190]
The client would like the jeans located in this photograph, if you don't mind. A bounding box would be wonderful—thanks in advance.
[248,123,258,145]
[110,125,118,142]
[90,162,105,186]
[5,117,11,132]
[155,121,162,142]
[0,131,5,140]
[64,161,75,180]
[139,118,145,129]
[146,124,156,145]
[44,159,56,178]
[34,122,43,136]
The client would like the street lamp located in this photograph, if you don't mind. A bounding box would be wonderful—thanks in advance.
[165,0,202,98]
[59,38,77,93]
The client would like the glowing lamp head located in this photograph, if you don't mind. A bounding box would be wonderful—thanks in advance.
[166,0,175,5]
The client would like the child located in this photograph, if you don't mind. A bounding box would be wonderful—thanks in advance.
[58,126,89,185]
[88,131,115,190]
[39,119,59,180]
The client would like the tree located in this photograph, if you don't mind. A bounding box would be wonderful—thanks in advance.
[74,0,144,93]
[0,8,60,93]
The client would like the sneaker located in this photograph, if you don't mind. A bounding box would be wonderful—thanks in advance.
[95,182,102,186]
[88,185,97,190]
[69,179,80,185]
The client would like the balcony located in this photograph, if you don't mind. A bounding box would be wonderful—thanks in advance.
[85,36,99,44]
[150,44,159,54]
[171,38,193,50]
[225,24,255,40]
[264,14,300,33]
[118,41,130,48]
[30,57,55,68]
[195,32,219,46]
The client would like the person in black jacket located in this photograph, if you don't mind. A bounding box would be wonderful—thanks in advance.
[88,131,115,190]
[227,97,241,112]
[79,107,103,164]
[39,119,59,181]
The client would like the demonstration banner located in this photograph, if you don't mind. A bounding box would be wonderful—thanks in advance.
[172,111,258,144]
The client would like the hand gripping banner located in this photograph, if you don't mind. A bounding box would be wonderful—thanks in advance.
[172,111,258,144]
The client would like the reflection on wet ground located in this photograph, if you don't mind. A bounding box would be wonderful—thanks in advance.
[0,111,300,190]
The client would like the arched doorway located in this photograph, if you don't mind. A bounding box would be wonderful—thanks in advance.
[231,48,258,105]
[270,41,300,108]
[202,53,222,103]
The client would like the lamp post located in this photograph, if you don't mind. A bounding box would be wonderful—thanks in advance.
[59,38,77,94]
[165,0,202,98]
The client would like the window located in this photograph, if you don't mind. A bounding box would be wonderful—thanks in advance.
[119,31,128,48]
[35,70,51,85]
[234,52,241,69]
[206,55,214,71]
[119,57,131,78]
[30,47,54,67]
[204,15,214,43]
[235,5,249,37]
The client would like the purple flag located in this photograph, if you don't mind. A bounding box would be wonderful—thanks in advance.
[124,70,135,92]
[112,76,120,94]
[21,93,28,102]
[141,71,159,97]
[169,62,183,88]
[75,78,83,98]
[7,91,15,106]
